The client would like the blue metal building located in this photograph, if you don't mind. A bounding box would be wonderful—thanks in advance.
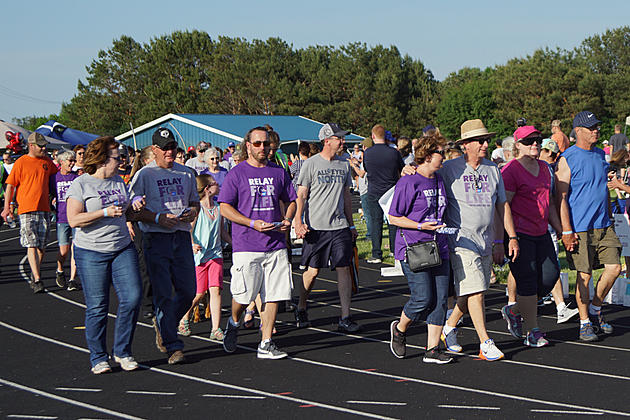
[115,113,364,152]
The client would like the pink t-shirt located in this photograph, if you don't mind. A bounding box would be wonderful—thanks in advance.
[501,159,551,236]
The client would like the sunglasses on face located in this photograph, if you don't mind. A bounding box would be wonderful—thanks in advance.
[432,149,445,157]
[466,138,489,145]
[208,157,218,160]
[68,159,77,163]
[519,137,543,146]
[251,140,271,147]
[198,148,207,153]
[584,125,600,132]
[158,144,177,151]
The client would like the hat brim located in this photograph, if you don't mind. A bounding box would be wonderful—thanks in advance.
[332,130,350,138]
[456,132,496,143]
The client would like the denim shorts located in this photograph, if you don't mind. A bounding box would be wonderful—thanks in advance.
[57,222,74,246]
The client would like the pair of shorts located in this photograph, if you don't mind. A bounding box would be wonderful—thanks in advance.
[19,211,51,249]
[230,248,293,305]
[301,228,352,269]
[195,258,223,293]
[450,247,492,296]
[57,222,74,246]
[566,226,621,274]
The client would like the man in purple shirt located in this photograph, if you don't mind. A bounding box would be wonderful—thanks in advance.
[218,126,297,360]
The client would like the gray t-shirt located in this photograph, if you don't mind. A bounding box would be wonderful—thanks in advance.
[297,154,351,231]
[610,133,629,154]
[129,161,200,233]
[439,156,506,256]
[67,174,132,253]
[185,157,208,174]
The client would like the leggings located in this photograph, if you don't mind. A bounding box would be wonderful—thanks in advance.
[505,231,559,297]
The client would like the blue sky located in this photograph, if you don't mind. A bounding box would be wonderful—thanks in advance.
[1,0,628,123]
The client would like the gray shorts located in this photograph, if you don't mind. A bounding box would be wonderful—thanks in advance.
[19,211,51,249]
[230,248,293,305]
[450,247,492,296]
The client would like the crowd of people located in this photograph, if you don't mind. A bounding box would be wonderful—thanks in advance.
[0,111,628,373]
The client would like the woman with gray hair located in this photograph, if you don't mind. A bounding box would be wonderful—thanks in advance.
[200,147,228,187]
[51,150,80,290]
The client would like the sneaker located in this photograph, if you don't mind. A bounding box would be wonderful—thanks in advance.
[501,305,523,339]
[55,271,67,289]
[538,293,553,306]
[167,350,186,365]
[524,328,549,347]
[294,308,311,328]
[441,327,462,353]
[389,320,406,359]
[579,322,599,342]
[210,328,224,341]
[589,312,613,334]
[338,316,361,333]
[557,304,579,324]
[423,347,453,364]
[257,340,288,359]
[32,281,45,294]
[223,320,239,353]
[67,280,81,291]
[178,318,191,336]
[153,318,167,353]
[366,258,382,264]
[91,360,112,374]
[114,355,139,371]
[479,339,504,361]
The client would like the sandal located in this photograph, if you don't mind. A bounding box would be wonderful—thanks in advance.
[178,318,191,336]
[210,327,225,341]
[243,309,256,329]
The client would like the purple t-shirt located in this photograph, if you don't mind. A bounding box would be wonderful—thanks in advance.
[200,167,228,187]
[51,172,78,223]
[217,161,297,252]
[388,172,449,261]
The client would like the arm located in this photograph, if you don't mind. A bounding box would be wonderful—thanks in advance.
[293,185,309,238]
[277,200,296,232]
[219,202,275,232]
[349,159,366,177]
[388,215,444,231]
[343,187,358,241]
[496,199,519,262]
[66,197,123,228]
[220,217,232,245]
[556,156,578,252]
[1,183,15,221]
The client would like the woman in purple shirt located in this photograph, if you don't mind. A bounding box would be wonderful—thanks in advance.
[388,135,452,364]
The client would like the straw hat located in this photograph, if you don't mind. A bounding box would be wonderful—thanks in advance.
[457,119,496,143]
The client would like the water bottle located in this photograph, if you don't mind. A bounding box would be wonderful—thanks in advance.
[7,216,17,228]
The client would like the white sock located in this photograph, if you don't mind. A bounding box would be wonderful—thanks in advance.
[580,318,590,325]
[443,324,455,335]
[589,303,601,315]
[507,301,516,306]
[556,302,567,313]
[229,318,240,327]
[260,338,271,346]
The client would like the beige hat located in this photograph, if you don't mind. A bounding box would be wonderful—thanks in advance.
[28,132,48,147]
[457,119,496,143]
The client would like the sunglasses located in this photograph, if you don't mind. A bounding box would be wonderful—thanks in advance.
[251,140,271,147]
[157,144,177,151]
[110,155,122,163]
[68,159,77,162]
[583,125,600,132]
[519,137,543,146]
[465,138,489,145]
[432,150,445,157]
[208,157,218,160]
[198,148,207,153]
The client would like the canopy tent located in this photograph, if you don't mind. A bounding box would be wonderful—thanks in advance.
[35,120,99,146]
[0,120,68,152]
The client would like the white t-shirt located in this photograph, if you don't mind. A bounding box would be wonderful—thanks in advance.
[185,157,208,174]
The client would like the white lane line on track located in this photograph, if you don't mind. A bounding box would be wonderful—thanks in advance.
[126,390,176,396]
[201,394,266,399]
[437,405,500,410]
[0,321,398,420]
[55,387,102,392]
[531,409,604,415]
[0,378,144,420]
[347,401,407,406]
[7,416,58,419]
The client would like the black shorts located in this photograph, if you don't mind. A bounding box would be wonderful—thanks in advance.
[301,228,353,270]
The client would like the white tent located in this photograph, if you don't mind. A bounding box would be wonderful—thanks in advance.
[0,120,68,150]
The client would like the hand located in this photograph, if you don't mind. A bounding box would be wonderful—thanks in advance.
[293,221,309,238]
[492,243,505,264]
[561,232,578,252]
[104,205,123,217]
[178,207,197,223]
[507,238,519,262]
[0,208,9,222]
[419,221,445,231]
[126,222,135,240]
[192,243,202,254]
[158,213,179,229]
[401,164,417,176]
[349,227,358,241]
[607,176,624,190]
[277,219,291,232]
[132,195,146,211]
[252,219,277,232]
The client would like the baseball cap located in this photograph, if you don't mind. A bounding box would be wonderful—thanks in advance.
[152,127,177,149]
[513,126,541,141]
[422,124,436,134]
[187,146,195,152]
[541,138,559,153]
[228,141,235,147]
[319,123,350,141]
[28,132,48,147]
[573,111,601,128]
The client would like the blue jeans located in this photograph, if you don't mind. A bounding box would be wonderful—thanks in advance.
[74,243,142,367]
[359,194,372,239]
[143,231,196,352]
[366,193,397,259]
[400,259,450,326]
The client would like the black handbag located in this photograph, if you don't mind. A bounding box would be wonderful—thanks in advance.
[400,177,442,272]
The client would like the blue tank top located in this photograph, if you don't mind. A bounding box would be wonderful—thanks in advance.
[563,145,610,232]
[192,204,222,265]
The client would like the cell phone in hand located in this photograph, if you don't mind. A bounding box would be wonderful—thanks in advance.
[177,207,191,217]
[271,221,284,230]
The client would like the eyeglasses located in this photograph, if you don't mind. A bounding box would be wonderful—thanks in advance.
[208,157,218,161]
[431,150,445,157]
[68,159,77,162]
[583,125,600,132]
[519,136,543,146]
[33,143,46,149]
[251,141,271,147]
[109,156,122,163]
[157,144,177,151]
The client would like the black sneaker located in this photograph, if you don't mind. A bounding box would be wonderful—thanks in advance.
[389,320,406,359]
[55,271,67,289]
[32,281,45,294]
[223,320,239,353]
[422,347,453,364]
[294,308,311,328]
[338,316,361,333]
[67,280,81,291]
[257,340,288,359]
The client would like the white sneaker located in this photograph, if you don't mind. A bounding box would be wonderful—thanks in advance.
[479,339,504,361]
[91,360,112,374]
[114,355,139,371]
[557,304,579,324]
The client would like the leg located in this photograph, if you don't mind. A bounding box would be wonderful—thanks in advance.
[110,245,142,358]
[507,272,517,303]
[445,296,468,327]
[69,243,78,281]
[209,287,222,331]
[592,264,621,307]
[298,267,319,310]
[27,247,42,281]
[367,194,384,259]
[467,292,490,343]
[360,194,372,238]
[260,301,279,341]
[182,293,206,321]
[336,266,352,319]
[57,244,70,272]
[575,271,591,320]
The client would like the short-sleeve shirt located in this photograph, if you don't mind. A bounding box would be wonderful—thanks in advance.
[67,174,131,253]
[296,154,352,231]
[501,159,550,236]
[217,161,296,252]
[200,167,228,187]
[6,155,58,214]
[610,133,629,154]
[439,156,507,256]
[389,172,449,261]
[185,157,208,174]
[364,144,405,197]
[51,172,79,223]
[551,131,570,153]
[129,161,199,233]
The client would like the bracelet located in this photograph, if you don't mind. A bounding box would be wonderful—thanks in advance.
[417,222,422,230]
[493,239,503,244]
[509,236,518,241]
[103,208,108,217]
[249,220,255,228]
[154,213,161,224]
[562,230,573,235]
[349,226,356,230]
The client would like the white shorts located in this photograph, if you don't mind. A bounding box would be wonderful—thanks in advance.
[230,248,293,305]
[451,248,492,296]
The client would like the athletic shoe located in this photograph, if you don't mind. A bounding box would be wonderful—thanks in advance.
[423,347,453,364]
[91,360,112,374]
[257,340,288,359]
[523,328,549,347]
[55,271,67,289]
[294,308,311,328]
[366,258,382,264]
[389,320,406,359]
[223,320,239,353]
[167,350,186,365]
[441,327,462,353]
[479,339,504,361]
[589,312,613,334]
[153,318,167,353]
[178,318,191,336]
[114,355,139,371]
[338,316,361,333]
[557,304,579,324]
[537,293,553,306]
[32,281,45,294]
[579,322,599,342]
[67,280,81,291]
[501,305,523,339]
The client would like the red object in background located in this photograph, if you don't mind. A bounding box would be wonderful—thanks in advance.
[5,131,24,154]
